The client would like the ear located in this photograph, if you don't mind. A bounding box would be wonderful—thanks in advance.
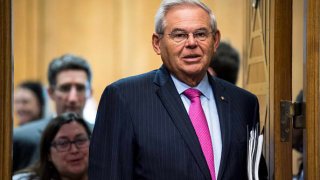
[152,33,161,55]
[86,88,93,98]
[47,87,55,101]
[213,30,221,51]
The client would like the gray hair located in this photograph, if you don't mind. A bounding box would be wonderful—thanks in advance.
[48,54,92,87]
[154,0,218,34]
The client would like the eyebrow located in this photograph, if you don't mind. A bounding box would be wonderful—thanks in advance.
[170,27,210,33]
[54,133,88,141]
[171,28,187,32]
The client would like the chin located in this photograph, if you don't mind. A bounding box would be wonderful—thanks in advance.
[67,109,81,114]
[183,68,205,77]
[68,166,86,175]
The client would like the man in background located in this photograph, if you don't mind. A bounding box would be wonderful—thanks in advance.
[208,41,240,84]
[13,54,93,172]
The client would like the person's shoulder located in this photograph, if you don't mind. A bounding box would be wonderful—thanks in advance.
[85,121,94,132]
[14,117,50,139]
[100,69,159,99]
[104,69,158,92]
[115,69,158,86]
[12,172,36,180]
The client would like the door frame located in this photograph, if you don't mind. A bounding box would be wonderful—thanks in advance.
[269,0,293,179]
[305,0,320,179]
[0,0,13,178]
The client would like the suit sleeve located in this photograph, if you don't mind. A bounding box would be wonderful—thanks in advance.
[89,84,135,180]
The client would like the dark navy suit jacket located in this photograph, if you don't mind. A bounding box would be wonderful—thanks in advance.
[89,66,268,180]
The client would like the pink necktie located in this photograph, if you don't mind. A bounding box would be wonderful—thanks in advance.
[184,88,216,180]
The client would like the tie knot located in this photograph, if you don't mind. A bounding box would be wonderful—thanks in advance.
[183,88,202,100]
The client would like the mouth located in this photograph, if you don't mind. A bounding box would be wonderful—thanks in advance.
[17,111,28,116]
[66,106,79,112]
[181,54,202,62]
[68,158,84,165]
[17,111,31,118]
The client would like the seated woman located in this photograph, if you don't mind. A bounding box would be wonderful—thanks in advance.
[13,112,91,180]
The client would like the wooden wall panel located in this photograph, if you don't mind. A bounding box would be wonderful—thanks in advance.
[245,1,268,134]
[210,0,245,87]
[244,1,270,176]
[13,0,41,86]
[291,0,305,175]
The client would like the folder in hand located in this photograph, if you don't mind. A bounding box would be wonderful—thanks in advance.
[247,123,264,180]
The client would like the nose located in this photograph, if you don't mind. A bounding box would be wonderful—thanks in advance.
[69,143,79,153]
[67,86,78,102]
[185,33,197,48]
[15,102,24,109]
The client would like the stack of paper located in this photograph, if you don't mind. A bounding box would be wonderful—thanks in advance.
[247,124,264,180]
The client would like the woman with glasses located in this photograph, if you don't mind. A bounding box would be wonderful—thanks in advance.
[13,112,91,180]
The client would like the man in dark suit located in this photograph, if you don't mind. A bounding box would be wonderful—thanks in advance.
[13,54,93,172]
[89,0,268,179]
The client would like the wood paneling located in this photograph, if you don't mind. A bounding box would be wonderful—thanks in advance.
[305,0,320,179]
[13,0,42,85]
[0,0,13,178]
[244,0,270,176]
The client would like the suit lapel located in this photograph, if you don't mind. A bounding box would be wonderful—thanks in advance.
[208,76,231,180]
[154,66,212,180]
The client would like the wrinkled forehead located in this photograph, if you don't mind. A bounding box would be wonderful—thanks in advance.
[55,69,89,86]
[163,4,211,31]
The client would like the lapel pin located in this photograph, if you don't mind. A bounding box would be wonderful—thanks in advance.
[221,96,225,100]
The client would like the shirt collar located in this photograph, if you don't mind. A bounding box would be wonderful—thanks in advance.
[171,73,211,100]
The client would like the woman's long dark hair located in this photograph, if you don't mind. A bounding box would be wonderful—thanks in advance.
[29,112,91,180]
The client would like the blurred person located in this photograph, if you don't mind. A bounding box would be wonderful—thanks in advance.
[292,90,304,180]
[13,54,93,172]
[89,0,268,179]
[13,112,91,180]
[208,42,240,84]
[14,81,46,126]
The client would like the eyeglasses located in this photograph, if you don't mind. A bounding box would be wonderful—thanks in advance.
[55,84,89,96]
[51,137,90,152]
[163,30,214,43]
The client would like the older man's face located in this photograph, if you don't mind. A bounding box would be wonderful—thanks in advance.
[153,5,220,86]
